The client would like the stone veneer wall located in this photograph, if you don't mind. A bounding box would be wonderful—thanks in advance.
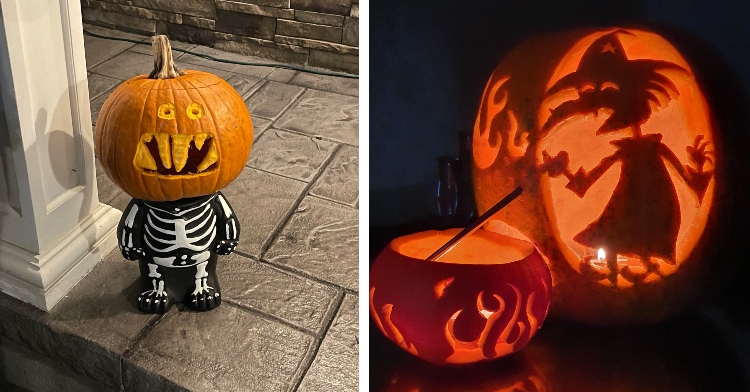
[80,0,359,74]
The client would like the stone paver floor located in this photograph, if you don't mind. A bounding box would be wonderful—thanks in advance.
[1,24,357,392]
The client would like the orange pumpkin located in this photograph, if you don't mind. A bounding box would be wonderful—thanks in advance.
[369,229,551,365]
[95,36,253,201]
[472,27,736,324]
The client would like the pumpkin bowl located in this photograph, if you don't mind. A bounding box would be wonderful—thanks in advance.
[369,228,552,365]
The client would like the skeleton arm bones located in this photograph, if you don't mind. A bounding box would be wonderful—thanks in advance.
[214,192,240,255]
[118,199,146,260]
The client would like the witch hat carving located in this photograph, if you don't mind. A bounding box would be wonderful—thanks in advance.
[542,30,687,134]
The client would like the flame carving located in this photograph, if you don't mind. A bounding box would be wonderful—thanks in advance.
[369,287,387,335]
[443,284,540,364]
[434,277,454,299]
[521,376,550,392]
[370,242,551,365]
[444,292,504,358]
[541,278,551,316]
[506,111,530,159]
[526,292,539,333]
[371,288,419,357]
[473,76,530,169]
[382,304,419,356]
[473,75,508,170]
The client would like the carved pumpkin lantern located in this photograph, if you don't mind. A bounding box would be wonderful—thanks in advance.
[95,36,252,313]
[472,27,729,324]
[369,229,551,365]
[95,40,253,202]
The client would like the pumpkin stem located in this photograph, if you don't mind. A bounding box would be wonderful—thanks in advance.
[148,35,184,79]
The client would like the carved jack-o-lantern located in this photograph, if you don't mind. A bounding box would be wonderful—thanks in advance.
[472,28,726,323]
[370,229,551,365]
[95,37,253,202]
[95,36,250,314]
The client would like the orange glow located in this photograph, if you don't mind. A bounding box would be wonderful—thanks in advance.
[434,277,454,299]
[526,292,539,333]
[443,286,531,364]
[383,358,550,392]
[370,287,387,336]
[473,76,510,169]
[483,219,532,242]
[391,229,534,265]
[371,288,420,357]
[382,303,419,357]
[537,29,713,286]
[443,293,505,363]
[369,229,552,364]
[471,26,727,325]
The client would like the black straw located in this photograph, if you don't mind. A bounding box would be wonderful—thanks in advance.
[426,186,523,261]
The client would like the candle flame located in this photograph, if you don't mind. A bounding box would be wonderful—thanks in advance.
[597,248,606,261]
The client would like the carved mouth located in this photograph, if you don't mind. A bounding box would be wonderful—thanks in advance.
[134,132,218,176]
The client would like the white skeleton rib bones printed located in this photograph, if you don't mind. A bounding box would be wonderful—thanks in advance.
[145,197,217,261]
[118,193,238,306]
[120,193,238,261]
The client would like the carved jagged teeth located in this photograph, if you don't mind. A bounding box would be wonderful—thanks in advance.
[134,142,157,171]
[136,132,215,173]
[154,133,172,169]
[196,140,218,172]
[193,133,208,150]
[171,134,193,172]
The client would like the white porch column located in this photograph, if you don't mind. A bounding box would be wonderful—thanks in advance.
[0,0,120,310]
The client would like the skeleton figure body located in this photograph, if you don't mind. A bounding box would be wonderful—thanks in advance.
[118,192,239,313]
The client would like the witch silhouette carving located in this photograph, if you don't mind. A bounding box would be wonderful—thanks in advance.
[539,31,713,279]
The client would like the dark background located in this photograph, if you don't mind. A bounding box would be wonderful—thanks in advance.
[369,0,750,390]
[370,0,750,225]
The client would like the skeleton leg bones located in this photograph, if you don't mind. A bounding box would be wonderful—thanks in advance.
[187,260,221,311]
[137,263,171,313]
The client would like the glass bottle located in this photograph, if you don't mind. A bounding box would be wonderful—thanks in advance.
[436,156,459,217]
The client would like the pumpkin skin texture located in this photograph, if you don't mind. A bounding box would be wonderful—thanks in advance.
[472,27,737,324]
[369,229,551,365]
[95,70,253,201]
